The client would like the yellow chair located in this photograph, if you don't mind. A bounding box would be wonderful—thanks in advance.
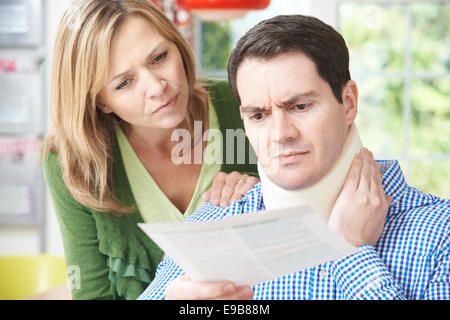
[0,255,68,300]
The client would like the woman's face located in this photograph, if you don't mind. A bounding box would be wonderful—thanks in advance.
[98,15,189,130]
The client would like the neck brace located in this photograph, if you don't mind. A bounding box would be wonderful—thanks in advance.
[258,124,363,221]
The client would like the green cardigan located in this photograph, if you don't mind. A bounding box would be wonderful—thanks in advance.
[44,79,257,300]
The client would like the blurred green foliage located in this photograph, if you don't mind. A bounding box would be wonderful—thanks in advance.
[340,2,449,198]
[411,3,450,72]
[410,160,450,198]
[201,21,231,70]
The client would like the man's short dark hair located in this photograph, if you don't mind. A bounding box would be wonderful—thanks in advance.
[227,14,351,104]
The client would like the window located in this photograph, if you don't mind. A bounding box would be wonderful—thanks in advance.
[196,0,449,198]
[197,0,309,78]
[339,1,450,198]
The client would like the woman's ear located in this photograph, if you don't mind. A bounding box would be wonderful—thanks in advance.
[341,80,358,126]
[97,100,113,114]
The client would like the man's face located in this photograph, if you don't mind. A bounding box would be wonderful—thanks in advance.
[237,51,357,190]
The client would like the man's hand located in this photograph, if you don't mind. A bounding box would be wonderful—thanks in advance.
[328,148,393,247]
[166,275,254,300]
[202,171,260,208]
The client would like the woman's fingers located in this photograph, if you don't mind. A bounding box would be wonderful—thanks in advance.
[219,171,242,207]
[209,172,227,206]
[205,172,260,207]
[230,175,259,202]
[202,190,211,202]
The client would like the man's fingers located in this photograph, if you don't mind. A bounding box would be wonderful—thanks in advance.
[367,150,391,208]
[212,286,254,300]
[166,276,237,300]
[342,149,363,193]
[373,156,383,188]
[369,153,378,196]
[373,156,389,201]
[387,195,393,206]
[358,148,370,193]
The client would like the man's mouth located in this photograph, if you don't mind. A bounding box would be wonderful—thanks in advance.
[277,151,310,164]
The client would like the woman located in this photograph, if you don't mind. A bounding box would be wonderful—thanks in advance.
[43,0,258,300]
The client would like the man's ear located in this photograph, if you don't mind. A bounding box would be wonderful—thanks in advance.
[341,80,358,126]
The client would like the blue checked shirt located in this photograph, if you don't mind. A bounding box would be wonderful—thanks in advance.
[138,160,450,300]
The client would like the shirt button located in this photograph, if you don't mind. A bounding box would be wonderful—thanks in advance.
[319,270,327,279]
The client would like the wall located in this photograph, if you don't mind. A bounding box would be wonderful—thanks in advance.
[0,0,72,256]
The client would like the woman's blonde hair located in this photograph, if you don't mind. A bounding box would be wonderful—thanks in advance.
[43,0,208,214]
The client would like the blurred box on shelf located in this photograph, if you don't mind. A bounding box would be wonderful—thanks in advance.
[0,0,42,47]
[0,136,41,225]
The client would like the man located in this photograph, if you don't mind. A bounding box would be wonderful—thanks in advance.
[139,15,449,300]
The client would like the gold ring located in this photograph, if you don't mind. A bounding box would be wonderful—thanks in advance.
[238,179,246,184]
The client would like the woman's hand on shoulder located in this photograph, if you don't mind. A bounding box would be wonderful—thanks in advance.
[202,171,259,207]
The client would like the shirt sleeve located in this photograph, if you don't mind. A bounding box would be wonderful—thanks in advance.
[44,152,118,300]
[137,254,185,300]
[330,244,408,300]
[331,231,450,300]
[423,235,450,299]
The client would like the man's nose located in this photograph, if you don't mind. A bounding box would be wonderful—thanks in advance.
[141,69,167,98]
[271,110,300,143]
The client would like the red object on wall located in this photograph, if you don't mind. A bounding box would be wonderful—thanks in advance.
[0,58,16,73]
[149,0,163,9]
[176,0,270,10]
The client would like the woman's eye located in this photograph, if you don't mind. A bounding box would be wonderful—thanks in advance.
[153,51,168,64]
[116,79,129,90]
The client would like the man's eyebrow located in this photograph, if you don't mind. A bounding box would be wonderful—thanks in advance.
[240,105,269,113]
[281,91,320,106]
[109,41,166,83]
[240,90,320,112]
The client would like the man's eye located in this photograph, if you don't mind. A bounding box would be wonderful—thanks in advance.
[292,104,311,111]
[116,79,129,90]
[153,51,168,64]
[249,113,266,121]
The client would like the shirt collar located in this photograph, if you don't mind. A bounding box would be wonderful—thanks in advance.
[377,160,408,204]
